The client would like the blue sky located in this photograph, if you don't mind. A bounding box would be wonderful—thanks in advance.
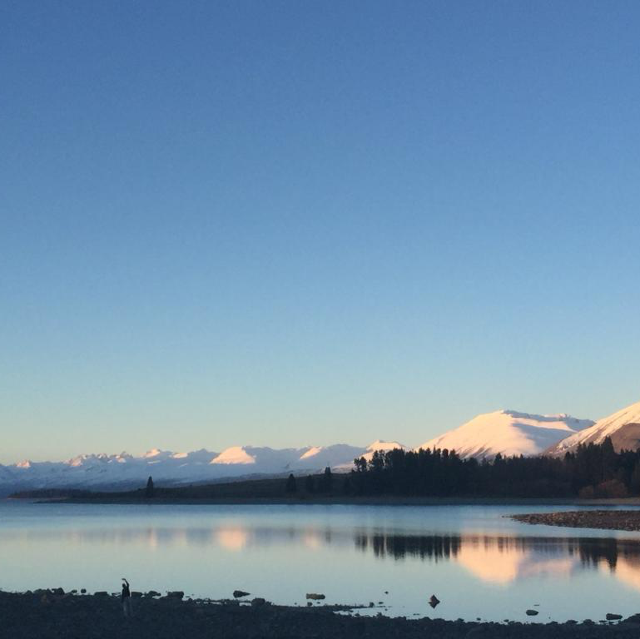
[2,0,640,463]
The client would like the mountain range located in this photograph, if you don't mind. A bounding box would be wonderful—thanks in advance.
[0,441,402,495]
[3,398,639,494]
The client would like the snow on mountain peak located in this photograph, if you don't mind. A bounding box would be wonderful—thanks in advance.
[356,441,407,463]
[143,448,167,459]
[211,447,256,465]
[296,444,368,469]
[367,440,406,451]
[419,410,594,459]
[300,446,324,460]
[547,398,640,455]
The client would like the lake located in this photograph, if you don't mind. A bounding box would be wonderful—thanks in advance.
[2,500,640,622]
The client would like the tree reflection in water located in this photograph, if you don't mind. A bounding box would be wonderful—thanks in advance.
[353,531,640,583]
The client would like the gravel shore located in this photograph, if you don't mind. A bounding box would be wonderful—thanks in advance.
[511,510,640,531]
[3,590,640,638]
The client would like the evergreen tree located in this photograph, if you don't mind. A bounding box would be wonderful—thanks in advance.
[630,461,640,495]
[285,473,297,494]
[319,466,333,493]
[304,474,316,493]
[145,476,155,498]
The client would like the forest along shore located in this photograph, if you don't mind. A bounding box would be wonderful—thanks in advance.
[13,484,640,507]
[4,590,640,639]
[512,510,640,531]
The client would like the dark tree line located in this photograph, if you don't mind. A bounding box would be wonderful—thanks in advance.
[349,438,640,498]
[285,467,334,495]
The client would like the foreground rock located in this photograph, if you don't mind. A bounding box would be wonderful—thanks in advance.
[4,590,640,638]
[511,511,640,531]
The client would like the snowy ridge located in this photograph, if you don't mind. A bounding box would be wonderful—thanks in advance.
[546,399,640,455]
[0,443,369,494]
[418,410,594,460]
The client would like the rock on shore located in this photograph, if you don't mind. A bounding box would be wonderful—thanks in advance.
[511,510,640,531]
[2,590,640,638]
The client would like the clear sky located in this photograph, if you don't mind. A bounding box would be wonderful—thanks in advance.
[2,0,640,464]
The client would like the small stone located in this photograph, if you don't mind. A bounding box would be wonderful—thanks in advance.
[147,590,161,597]
[80,589,87,594]
[606,613,622,621]
[251,597,267,607]
[525,610,539,616]
[166,591,184,599]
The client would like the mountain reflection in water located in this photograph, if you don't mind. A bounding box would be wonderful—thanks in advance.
[5,521,640,587]
[6,503,640,621]
[353,532,640,586]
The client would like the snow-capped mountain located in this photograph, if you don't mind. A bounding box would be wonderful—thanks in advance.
[0,443,372,495]
[333,440,407,470]
[546,399,640,456]
[419,410,594,459]
[361,440,407,461]
[295,444,368,469]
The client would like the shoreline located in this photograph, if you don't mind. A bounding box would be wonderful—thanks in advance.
[2,589,640,638]
[28,496,640,507]
[511,510,640,532]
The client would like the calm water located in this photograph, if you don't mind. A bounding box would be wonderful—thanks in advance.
[2,500,640,622]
